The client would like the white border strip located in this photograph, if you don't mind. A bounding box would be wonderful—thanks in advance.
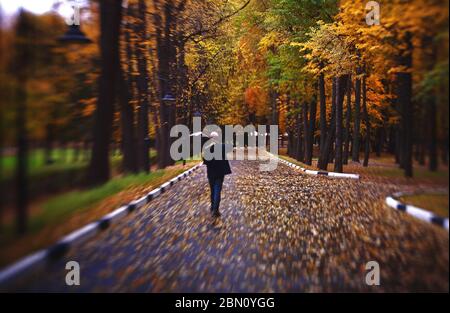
[386,193,449,231]
[0,251,47,285]
[271,153,360,180]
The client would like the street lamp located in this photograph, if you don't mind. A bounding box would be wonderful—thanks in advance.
[58,24,92,44]
[161,91,176,166]
[56,22,92,165]
[189,111,204,164]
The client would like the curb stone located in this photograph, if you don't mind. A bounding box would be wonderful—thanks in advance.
[386,192,449,231]
[270,153,360,180]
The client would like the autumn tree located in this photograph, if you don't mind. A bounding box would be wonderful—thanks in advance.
[88,0,122,185]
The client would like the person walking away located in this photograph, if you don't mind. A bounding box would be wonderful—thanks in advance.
[203,132,232,217]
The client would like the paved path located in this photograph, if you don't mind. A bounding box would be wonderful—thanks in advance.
[5,157,449,292]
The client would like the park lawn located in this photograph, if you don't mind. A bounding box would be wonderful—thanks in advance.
[1,148,158,180]
[1,148,90,179]
[342,157,449,185]
[0,159,200,268]
[278,150,448,185]
[400,193,449,218]
[355,165,449,181]
[0,149,159,208]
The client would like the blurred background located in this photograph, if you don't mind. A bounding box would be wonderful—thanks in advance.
[0,0,448,276]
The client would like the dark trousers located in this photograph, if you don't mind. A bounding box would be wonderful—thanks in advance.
[208,177,224,212]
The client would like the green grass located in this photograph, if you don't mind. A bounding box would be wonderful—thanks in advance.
[30,171,167,231]
[0,149,160,206]
[0,155,126,207]
[2,149,87,175]
[0,159,196,235]
[363,165,449,182]
[400,193,449,218]
[362,166,408,178]
[1,148,157,180]
[28,158,190,233]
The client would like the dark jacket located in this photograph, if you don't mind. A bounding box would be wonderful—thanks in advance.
[203,143,232,180]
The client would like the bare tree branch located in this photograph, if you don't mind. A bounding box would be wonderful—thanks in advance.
[183,0,251,43]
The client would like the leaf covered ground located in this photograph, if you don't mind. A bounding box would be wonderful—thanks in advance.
[4,155,448,292]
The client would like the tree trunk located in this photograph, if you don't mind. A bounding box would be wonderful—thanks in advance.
[397,32,413,177]
[154,0,179,168]
[88,0,122,185]
[13,10,34,234]
[417,108,426,165]
[270,89,279,126]
[318,78,337,171]
[418,142,426,166]
[319,74,327,153]
[395,127,402,165]
[302,102,309,162]
[176,41,189,163]
[154,2,166,169]
[117,64,138,173]
[120,19,139,173]
[335,75,348,173]
[362,75,370,167]
[296,110,303,162]
[352,71,362,163]
[343,75,352,165]
[306,90,317,165]
[132,0,151,173]
[292,134,298,159]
